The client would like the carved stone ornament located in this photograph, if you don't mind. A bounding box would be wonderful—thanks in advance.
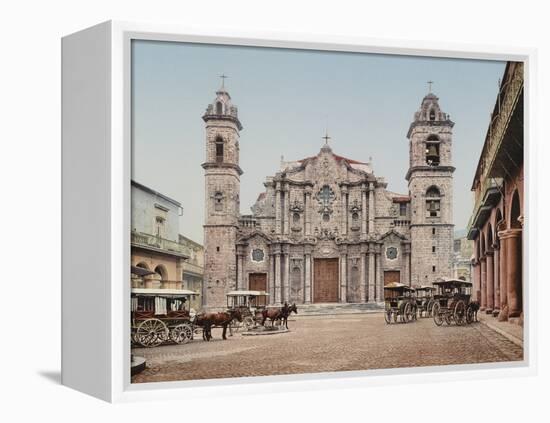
[386,246,398,260]
[251,248,265,262]
[289,199,304,212]
[349,199,362,213]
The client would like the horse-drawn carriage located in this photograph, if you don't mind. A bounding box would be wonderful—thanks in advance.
[384,283,417,324]
[131,288,199,347]
[432,279,477,326]
[415,286,436,318]
[226,290,269,331]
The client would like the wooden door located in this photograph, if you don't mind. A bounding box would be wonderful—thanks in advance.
[314,258,339,303]
[384,271,401,285]
[249,273,267,305]
[249,273,267,291]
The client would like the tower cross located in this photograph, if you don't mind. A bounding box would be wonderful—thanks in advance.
[219,74,229,88]
[322,131,331,146]
[427,80,434,93]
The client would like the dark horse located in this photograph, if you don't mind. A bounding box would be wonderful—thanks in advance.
[261,302,298,329]
[195,309,242,341]
[280,303,298,329]
[469,301,480,322]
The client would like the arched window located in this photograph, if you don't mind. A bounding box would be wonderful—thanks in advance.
[510,190,521,228]
[487,224,493,250]
[214,192,224,212]
[216,101,223,115]
[425,135,440,166]
[429,108,436,121]
[154,265,168,281]
[215,137,224,163]
[426,186,440,197]
[426,186,441,218]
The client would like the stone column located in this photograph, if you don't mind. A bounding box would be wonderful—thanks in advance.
[274,251,281,304]
[402,243,411,286]
[375,245,383,301]
[485,251,494,314]
[480,256,487,311]
[493,244,500,315]
[360,245,367,302]
[472,259,480,303]
[283,187,290,235]
[368,183,375,233]
[361,184,367,236]
[499,229,523,319]
[268,255,275,303]
[368,245,375,302]
[275,183,282,234]
[283,246,290,303]
[304,248,312,304]
[341,186,348,236]
[236,252,244,290]
[340,250,348,303]
[498,234,508,321]
[305,189,312,236]
[176,258,184,290]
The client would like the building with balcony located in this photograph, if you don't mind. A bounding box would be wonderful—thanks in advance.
[467,62,524,325]
[131,180,190,291]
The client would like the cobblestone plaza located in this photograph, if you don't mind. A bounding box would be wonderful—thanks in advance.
[132,314,523,383]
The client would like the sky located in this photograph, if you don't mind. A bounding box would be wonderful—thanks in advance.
[131,40,505,244]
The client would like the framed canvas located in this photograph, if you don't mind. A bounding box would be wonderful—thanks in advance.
[61,21,537,402]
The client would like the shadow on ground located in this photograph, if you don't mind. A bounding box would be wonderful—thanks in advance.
[38,370,61,384]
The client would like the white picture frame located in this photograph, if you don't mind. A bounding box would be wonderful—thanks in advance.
[61,20,537,403]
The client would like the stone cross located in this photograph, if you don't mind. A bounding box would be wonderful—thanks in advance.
[427,80,434,93]
[219,74,228,88]
[322,131,331,146]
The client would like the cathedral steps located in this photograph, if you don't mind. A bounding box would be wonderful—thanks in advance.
[293,302,384,316]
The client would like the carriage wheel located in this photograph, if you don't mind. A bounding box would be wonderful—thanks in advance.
[433,303,443,326]
[170,323,193,344]
[242,316,255,331]
[136,319,168,347]
[466,306,474,324]
[229,318,241,334]
[403,303,412,323]
[393,310,398,323]
[454,300,466,326]
[384,309,392,324]
[427,301,434,317]
[444,312,453,325]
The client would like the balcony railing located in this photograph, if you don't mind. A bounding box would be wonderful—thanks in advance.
[467,177,503,238]
[239,215,258,228]
[393,219,410,227]
[481,63,523,185]
[131,231,191,258]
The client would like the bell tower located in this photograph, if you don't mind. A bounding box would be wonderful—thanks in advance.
[406,87,455,287]
[202,78,243,309]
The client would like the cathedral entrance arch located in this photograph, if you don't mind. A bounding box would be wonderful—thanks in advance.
[313,258,339,303]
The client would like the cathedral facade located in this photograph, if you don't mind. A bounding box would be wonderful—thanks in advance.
[202,84,455,309]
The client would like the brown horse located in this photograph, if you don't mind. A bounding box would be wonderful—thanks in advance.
[261,304,286,327]
[195,309,242,341]
[261,303,298,328]
[281,303,298,329]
